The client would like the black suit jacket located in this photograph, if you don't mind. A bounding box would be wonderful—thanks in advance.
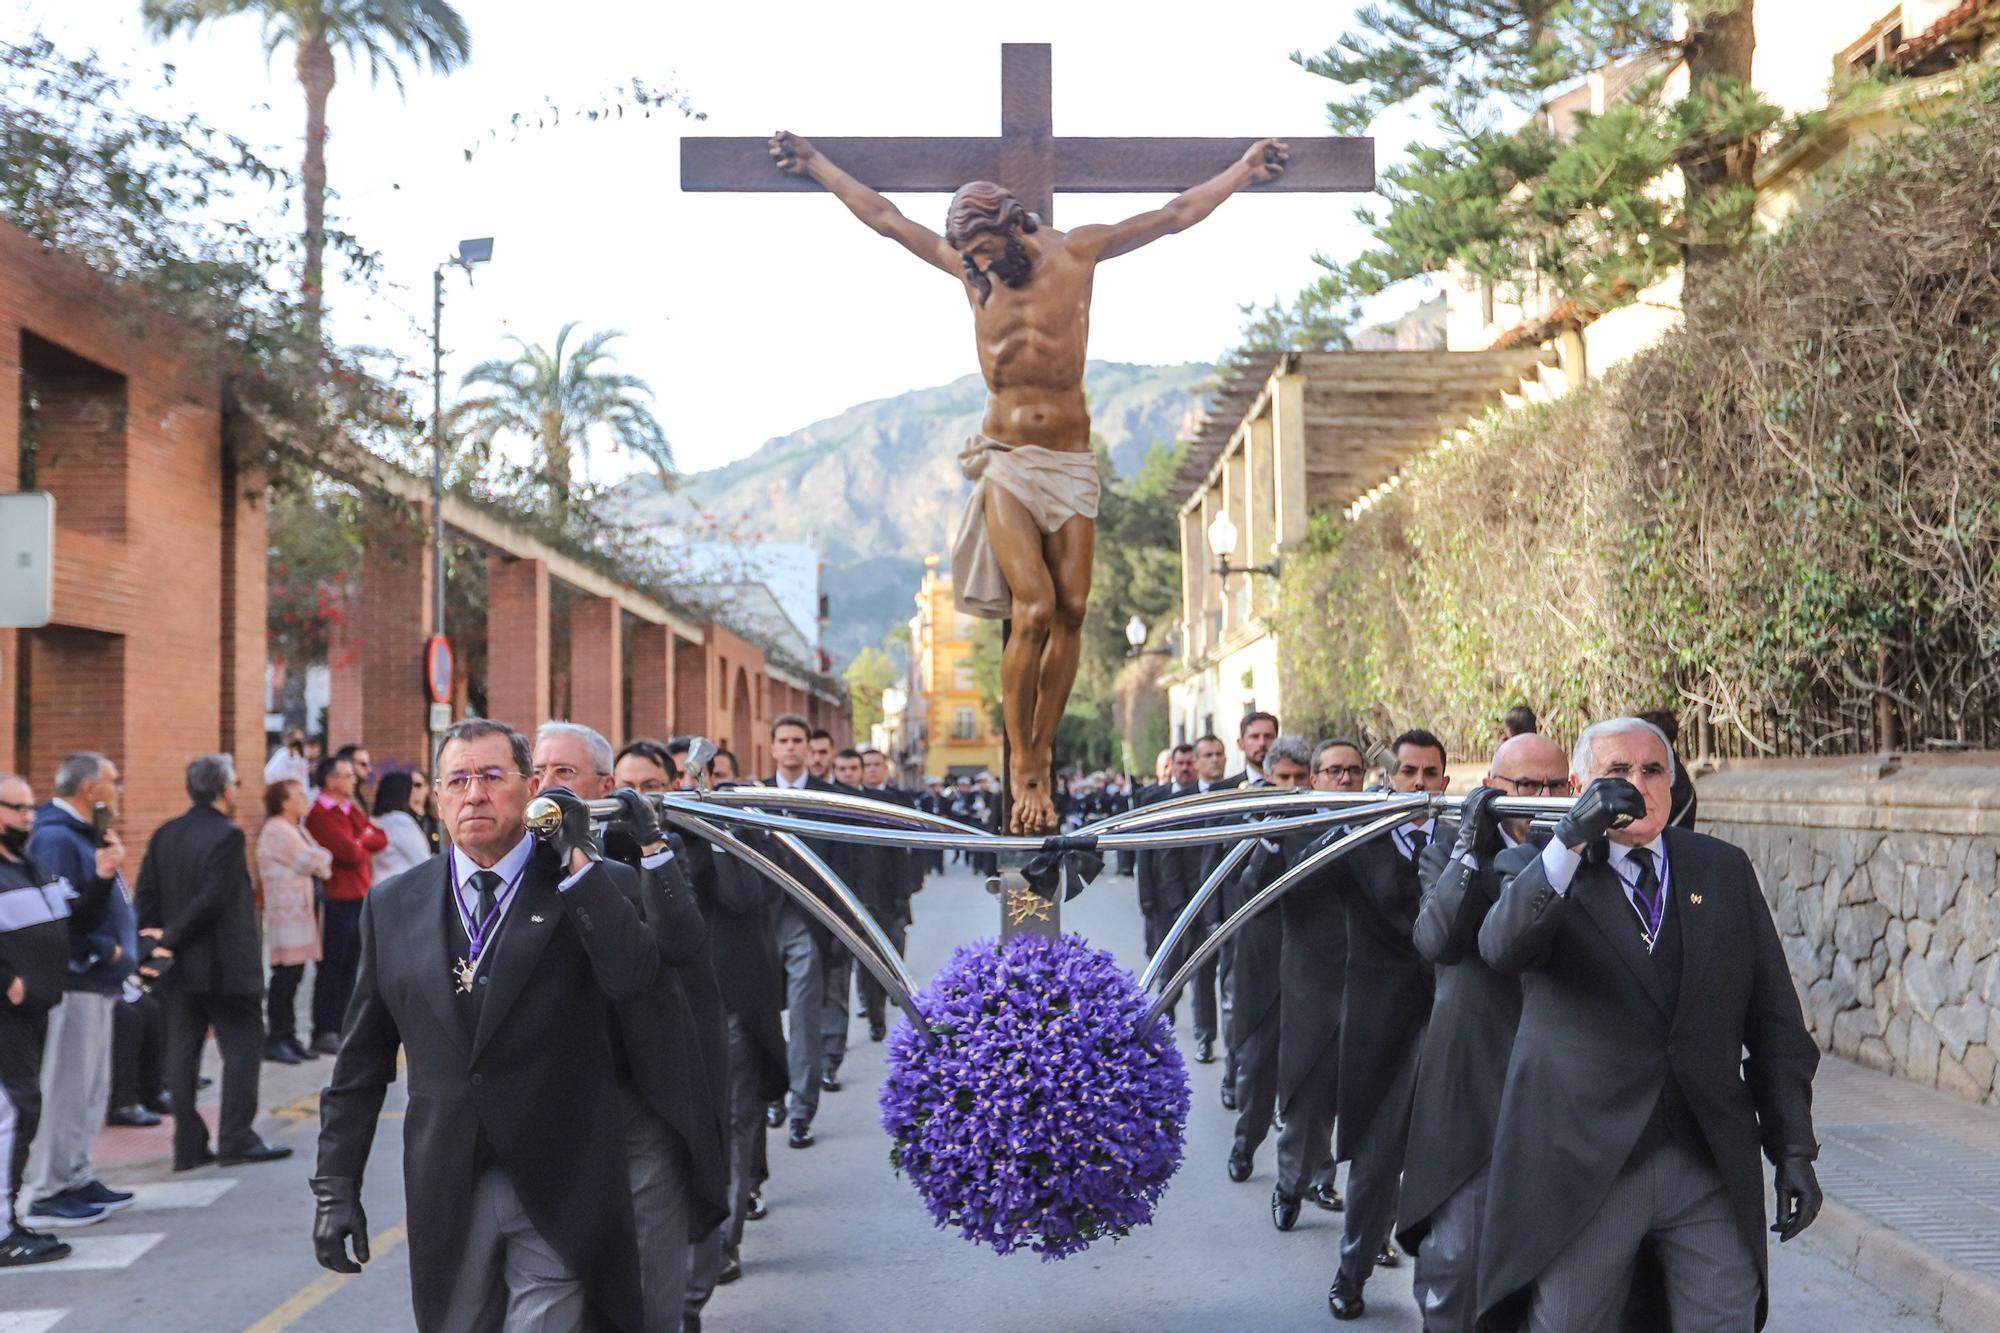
[315,842,660,1333]
[136,805,262,996]
[1475,827,1818,1330]
[703,841,790,1101]
[1225,822,1288,1046]
[757,774,857,950]
[1328,830,1435,1160]
[1397,829,1545,1252]
[1275,827,1348,1109]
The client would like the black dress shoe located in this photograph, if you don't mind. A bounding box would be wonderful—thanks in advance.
[787,1120,815,1150]
[1220,1079,1238,1111]
[1306,1182,1345,1212]
[716,1252,743,1284]
[1375,1243,1400,1269]
[172,1149,216,1173]
[263,1038,301,1065]
[285,1037,320,1062]
[219,1140,293,1167]
[745,1192,767,1221]
[820,1069,842,1093]
[1194,1038,1216,1064]
[1328,1278,1366,1320]
[1227,1147,1252,1183]
[869,1019,887,1042]
[141,1096,171,1116]
[106,1104,162,1128]
[1271,1189,1301,1231]
[764,1103,785,1129]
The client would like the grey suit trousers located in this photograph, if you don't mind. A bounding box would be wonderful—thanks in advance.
[1276,1032,1340,1199]
[776,904,824,1123]
[438,1165,587,1333]
[688,1013,764,1315]
[623,1089,692,1333]
[1337,1045,1419,1288]
[819,944,852,1075]
[1414,1166,1488,1333]
[1529,1140,1758,1333]
[1230,1011,1281,1155]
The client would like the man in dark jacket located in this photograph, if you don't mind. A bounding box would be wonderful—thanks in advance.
[1478,717,1820,1331]
[136,755,290,1172]
[1326,729,1449,1321]
[0,771,111,1263]
[23,752,137,1229]
[312,718,662,1332]
[855,748,918,1044]
[1397,733,1569,1331]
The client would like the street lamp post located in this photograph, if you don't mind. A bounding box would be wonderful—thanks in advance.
[1204,510,1280,581]
[1124,614,1173,659]
[431,236,495,648]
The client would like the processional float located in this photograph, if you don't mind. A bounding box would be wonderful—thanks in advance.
[527,747,1589,1260]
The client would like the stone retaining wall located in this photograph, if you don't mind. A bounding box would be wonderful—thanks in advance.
[1698,763,2000,1106]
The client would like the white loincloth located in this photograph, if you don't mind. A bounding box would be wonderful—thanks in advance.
[950,434,1102,620]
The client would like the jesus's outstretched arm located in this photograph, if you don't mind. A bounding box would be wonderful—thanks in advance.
[770,131,962,276]
[1070,138,1290,263]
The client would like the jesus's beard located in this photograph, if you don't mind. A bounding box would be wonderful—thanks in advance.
[991,236,1033,288]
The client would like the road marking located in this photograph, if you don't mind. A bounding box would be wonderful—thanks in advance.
[122,1180,238,1212]
[0,1312,67,1333]
[242,1221,408,1333]
[0,1234,165,1274]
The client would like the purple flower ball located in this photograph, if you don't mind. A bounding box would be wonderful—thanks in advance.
[878,932,1190,1260]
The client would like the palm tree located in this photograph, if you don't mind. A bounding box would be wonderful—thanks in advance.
[140,0,472,341]
[455,322,676,498]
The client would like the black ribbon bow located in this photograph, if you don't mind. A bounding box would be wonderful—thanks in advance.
[1020,834,1105,901]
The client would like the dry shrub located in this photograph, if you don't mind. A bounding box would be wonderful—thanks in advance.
[1279,71,2000,756]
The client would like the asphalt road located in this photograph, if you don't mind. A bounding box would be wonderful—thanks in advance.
[0,862,1953,1332]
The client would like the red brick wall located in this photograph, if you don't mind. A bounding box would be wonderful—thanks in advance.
[628,622,676,742]
[674,637,707,738]
[568,595,622,744]
[486,555,550,737]
[352,505,432,774]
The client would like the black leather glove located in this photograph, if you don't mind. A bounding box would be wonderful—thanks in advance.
[1772,1155,1822,1241]
[540,786,602,866]
[310,1175,369,1273]
[1450,786,1505,861]
[1553,777,1646,851]
[608,786,664,850]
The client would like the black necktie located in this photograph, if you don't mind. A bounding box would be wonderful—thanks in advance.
[470,869,501,926]
[1407,828,1429,861]
[1627,847,1664,940]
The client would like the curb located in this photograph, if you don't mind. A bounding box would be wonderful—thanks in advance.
[1800,1197,2000,1332]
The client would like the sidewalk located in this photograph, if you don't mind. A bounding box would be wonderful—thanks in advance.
[1805,1055,2000,1331]
[94,1042,332,1170]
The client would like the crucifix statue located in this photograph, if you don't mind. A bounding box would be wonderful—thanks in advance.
[681,44,1373,834]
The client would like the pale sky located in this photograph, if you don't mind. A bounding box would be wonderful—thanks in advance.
[13,0,1431,477]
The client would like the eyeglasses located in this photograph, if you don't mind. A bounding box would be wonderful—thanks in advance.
[531,763,609,788]
[1315,764,1367,780]
[0,800,32,814]
[1599,761,1669,782]
[440,769,528,796]
[628,778,675,794]
[1493,774,1570,795]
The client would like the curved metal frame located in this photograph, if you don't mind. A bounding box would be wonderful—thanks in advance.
[1134,836,1258,995]
[770,830,919,999]
[1141,804,1422,1028]
[666,811,936,1046]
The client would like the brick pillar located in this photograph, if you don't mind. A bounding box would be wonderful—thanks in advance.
[629,623,675,740]
[569,596,622,743]
[325,606,363,748]
[674,637,708,737]
[352,504,433,774]
[487,555,551,736]
[219,452,269,843]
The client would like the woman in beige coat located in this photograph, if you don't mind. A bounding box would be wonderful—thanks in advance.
[257,779,331,1064]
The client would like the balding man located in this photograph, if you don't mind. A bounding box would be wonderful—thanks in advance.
[1477,718,1821,1332]
[1397,732,1570,1331]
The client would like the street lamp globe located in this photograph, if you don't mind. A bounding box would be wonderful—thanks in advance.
[1206,510,1239,561]
[1125,614,1148,650]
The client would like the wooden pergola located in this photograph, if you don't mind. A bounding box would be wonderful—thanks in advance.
[1168,348,1557,516]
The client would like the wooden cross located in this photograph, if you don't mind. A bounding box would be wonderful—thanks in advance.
[680,42,1374,225]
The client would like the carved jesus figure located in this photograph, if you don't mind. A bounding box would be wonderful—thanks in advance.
[772,131,1288,832]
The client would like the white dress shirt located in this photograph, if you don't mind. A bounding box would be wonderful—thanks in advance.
[1537,832,1672,952]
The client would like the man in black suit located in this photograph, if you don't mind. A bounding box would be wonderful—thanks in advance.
[1221,736,1312,1185]
[762,714,848,1148]
[1478,717,1821,1331]
[534,723,725,1333]
[1269,737,1369,1231]
[311,719,661,1332]
[1189,734,1236,1071]
[136,754,290,1171]
[856,748,917,1044]
[1326,728,1449,1321]
[1211,714,1276,1106]
[1136,744,1212,1051]
[1397,732,1570,1331]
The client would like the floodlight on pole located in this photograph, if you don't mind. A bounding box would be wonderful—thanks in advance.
[432,236,495,731]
